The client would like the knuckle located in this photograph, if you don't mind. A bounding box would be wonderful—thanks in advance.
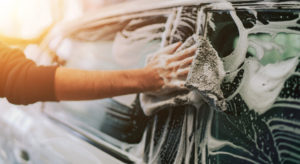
[167,65,173,71]
[166,75,172,80]
[166,58,172,64]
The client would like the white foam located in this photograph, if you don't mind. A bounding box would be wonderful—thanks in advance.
[239,57,298,114]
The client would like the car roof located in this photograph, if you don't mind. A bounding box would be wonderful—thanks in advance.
[74,0,299,25]
[81,0,256,21]
[46,0,300,43]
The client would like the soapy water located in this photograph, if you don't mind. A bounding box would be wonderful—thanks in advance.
[201,2,300,164]
[32,1,300,163]
[142,3,300,164]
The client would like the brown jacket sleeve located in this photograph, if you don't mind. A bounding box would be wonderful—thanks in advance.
[0,42,58,105]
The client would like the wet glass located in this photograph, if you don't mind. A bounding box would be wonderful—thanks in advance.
[43,15,167,146]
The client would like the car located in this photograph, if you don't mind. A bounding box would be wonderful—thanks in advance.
[1,0,299,163]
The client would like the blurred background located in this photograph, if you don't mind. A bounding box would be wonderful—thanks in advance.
[0,0,127,41]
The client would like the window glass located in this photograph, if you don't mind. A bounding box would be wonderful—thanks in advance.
[204,9,300,163]
[130,7,300,164]
[43,14,168,146]
[42,6,300,164]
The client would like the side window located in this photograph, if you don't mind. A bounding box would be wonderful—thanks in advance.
[205,9,300,163]
[43,13,168,146]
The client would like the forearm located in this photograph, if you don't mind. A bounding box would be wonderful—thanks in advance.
[55,67,163,101]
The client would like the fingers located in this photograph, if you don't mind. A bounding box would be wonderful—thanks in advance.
[160,42,182,54]
[167,56,193,72]
[177,67,190,78]
[179,56,194,69]
[168,80,186,89]
[176,80,186,89]
[168,45,197,63]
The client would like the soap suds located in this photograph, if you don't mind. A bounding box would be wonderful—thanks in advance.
[239,57,298,114]
[34,1,300,163]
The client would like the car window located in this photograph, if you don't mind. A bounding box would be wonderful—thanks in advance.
[43,13,169,148]
[203,8,300,164]
[41,4,300,164]
[141,6,300,164]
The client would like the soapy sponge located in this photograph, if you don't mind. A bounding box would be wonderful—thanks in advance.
[185,36,226,111]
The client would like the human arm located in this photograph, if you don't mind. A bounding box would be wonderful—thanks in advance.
[0,41,196,104]
[55,42,197,100]
[54,68,162,100]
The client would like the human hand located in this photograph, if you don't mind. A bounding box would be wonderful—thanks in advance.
[144,42,197,95]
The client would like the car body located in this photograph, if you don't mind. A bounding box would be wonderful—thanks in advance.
[0,0,299,163]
